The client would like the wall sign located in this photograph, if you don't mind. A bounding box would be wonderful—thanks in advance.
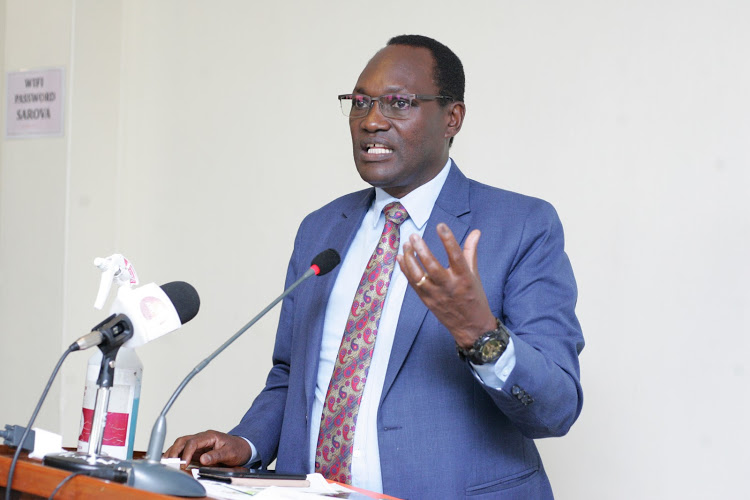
[5,67,65,138]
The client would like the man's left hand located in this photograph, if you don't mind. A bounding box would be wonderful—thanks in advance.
[397,223,497,349]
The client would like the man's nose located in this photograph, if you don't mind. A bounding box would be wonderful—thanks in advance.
[360,101,390,132]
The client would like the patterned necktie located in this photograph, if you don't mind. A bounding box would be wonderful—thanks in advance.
[315,201,409,484]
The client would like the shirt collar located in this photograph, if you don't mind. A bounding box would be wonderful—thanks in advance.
[370,158,452,230]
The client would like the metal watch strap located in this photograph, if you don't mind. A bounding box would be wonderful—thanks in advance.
[456,318,510,364]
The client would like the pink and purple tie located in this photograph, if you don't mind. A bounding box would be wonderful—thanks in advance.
[315,201,409,484]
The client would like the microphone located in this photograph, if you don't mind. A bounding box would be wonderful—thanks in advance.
[123,248,341,497]
[43,281,201,483]
[308,248,341,277]
[72,281,200,351]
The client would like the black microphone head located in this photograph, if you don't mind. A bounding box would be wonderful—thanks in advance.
[310,249,341,276]
[160,281,200,324]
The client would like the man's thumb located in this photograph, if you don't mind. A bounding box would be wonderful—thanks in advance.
[200,452,219,465]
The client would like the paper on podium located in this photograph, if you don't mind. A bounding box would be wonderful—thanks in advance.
[195,470,358,499]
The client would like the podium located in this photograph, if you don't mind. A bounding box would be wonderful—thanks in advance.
[0,445,180,499]
[2,445,402,499]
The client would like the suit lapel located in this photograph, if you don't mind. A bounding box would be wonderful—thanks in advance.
[303,190,374,409]
[380,163,472,403]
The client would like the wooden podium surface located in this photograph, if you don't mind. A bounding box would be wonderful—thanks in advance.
[1,445,400,499]
[0,445,177,499]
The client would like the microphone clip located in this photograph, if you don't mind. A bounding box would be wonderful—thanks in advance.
[92,314,134,388]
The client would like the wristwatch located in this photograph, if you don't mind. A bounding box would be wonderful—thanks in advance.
[456,318,510,365]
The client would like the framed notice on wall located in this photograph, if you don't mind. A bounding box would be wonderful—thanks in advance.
[5,67,65,139]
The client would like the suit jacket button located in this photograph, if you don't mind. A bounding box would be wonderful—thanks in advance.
[511,385,521,396]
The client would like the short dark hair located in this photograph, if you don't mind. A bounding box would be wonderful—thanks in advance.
[387,34,465,105]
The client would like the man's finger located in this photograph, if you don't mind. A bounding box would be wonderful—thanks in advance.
[436,223,471,274]
[163,439,185,459]
[408,233,449,285]
[399,242,427,284]
[201,436,250,466]
[201,444,231,466]
[462,229,482,275]
[180,437,202,465]
[179,431,220,464]
[199,451,220,465]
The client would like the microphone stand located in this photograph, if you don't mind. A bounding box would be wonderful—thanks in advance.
[119,267,319,497]
[87,317,133,456]
[44,315,135,481]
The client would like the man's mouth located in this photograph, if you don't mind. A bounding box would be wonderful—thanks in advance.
[365,143,393,155]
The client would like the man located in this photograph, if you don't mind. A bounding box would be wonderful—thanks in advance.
[166,35,584,499]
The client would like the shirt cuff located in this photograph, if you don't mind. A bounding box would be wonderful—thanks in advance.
[469,336,516,390]
[238,436,260,467]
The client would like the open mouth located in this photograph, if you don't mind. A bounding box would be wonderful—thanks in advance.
[364,143,393,155]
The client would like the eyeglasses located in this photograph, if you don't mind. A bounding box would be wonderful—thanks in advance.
[338,93,454,119]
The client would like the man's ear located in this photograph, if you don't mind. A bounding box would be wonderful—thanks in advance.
[445,101,466,141]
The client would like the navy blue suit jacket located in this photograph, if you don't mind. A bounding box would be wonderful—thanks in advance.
[231,163,584,499]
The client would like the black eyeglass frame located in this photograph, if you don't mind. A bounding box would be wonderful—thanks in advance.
[338,93,454,119]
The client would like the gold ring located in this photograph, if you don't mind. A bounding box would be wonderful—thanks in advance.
[415,274,429,287]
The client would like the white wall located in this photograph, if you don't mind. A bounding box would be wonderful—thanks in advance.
[1,1,748,498]
[1,0,74,443]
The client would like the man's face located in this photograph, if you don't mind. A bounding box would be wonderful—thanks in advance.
[349,45,462,199]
